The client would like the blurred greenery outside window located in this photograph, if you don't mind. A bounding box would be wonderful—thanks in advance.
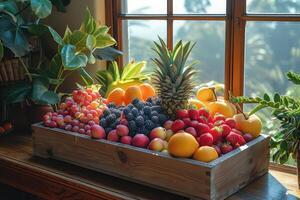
[119,0,300,166]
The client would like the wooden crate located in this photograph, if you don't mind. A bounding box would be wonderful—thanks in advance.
[32,123,270,200]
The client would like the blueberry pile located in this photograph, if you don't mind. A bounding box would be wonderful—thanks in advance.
[123,98,169,136]
[99,103,122,134]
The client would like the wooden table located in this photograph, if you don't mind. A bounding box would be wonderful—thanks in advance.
[0,133,299,200]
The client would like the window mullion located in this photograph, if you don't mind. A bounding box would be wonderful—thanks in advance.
[167,0,173,49]
[231,0,246,97]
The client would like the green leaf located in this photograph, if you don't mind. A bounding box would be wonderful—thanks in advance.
[88,52,96,64]
[79,68,94,86]
[274,93,281,103]
[37,91,59,105]
[63,26,72,43]
[0,1,18,14]
[69,30,88,50]
[26,24,48,36]
[46,53,62,79]
[31,0,52,19]
[31,77,49,101]
[86,34,96,51]
[80,8,96,34]
[0,16,30,57]
[287,71,300,85]
[121,61,146,80]
[93,47,123,61]
[263,93,270,101]
[109,61,120,81]
[95,33,116,49]
[2,82,31,103]
[48,26,63,45]
[50,0,70,12]
[61,44,88,70]
[0,40,3,61]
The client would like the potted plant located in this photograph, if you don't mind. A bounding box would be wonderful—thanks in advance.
[231,71,300,187]
[1,8,122,126]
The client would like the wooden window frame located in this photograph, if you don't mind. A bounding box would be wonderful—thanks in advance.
[105,0,300,99]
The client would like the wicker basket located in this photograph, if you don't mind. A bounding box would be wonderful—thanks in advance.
[0,57,29,83]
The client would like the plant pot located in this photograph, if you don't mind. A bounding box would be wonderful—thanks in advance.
[27,104,53,125]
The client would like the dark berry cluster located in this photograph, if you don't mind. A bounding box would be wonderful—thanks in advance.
[123,98,169,136]
[100,103,123,134]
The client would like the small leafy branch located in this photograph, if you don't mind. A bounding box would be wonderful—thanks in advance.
[231,71,300,164]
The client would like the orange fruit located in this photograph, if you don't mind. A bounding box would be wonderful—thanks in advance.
[124,86,143,105]
[168,132,199,158]
[193,146,218,163]
[139,83,156,100]
[188,99,206,109]
[207,100,236,118]
[196,87,216,102]
[107,88,125,106]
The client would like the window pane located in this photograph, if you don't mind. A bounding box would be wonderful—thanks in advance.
[244,22,300,165]
[121,0,167,14]
[174,0,226,14]
[122,20,167,68]
[174,21,225,85]
[247,0,300,14]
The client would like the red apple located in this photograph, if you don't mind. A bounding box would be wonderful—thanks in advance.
[107,130,119,142]
[149,127,166,140]
[91,125,106,139]
[132,134,150,148]
[148,138,164,151]
[121,136,132,145]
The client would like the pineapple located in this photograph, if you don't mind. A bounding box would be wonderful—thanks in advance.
[96,61,150,97]
[151,37,197,118]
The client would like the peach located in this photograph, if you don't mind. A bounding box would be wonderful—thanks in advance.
[121,136,132,145]
[148,138,164,151]
[165,130,174,141]
[91,125,106,139]
[149,127,166,140]
[132,134,150,148]
[116,124,129,137]
[163,120,174,130]
[107,130,119,142]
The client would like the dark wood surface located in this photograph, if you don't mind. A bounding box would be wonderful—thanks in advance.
[0,133,299,200]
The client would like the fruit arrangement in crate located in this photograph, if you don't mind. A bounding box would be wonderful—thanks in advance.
[33,38,269,200]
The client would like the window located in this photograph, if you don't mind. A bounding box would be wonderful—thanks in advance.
[106,0,300,166]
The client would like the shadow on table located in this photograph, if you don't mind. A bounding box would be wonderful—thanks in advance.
[228,173,299,200]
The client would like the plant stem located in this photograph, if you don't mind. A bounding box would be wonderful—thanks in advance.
[19,57,32,82]
[235,103,249,120]
[54,66,64,93]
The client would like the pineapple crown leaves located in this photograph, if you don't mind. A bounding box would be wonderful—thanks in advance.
[152,37,197,85]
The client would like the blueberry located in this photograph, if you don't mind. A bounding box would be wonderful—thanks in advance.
[114,110,121,118]
[108,103,116,108]
[135,116,144,127]
[150,111,158,117]
[151,106,162,112]
[110,120,119,128]
[136,102,145,110]
[140,127,149,135]
[127,104,134,109]
[106,114,116,123]
[103,109,111,117]
[143,115,150,120]
[145,120,154,130]
[123,107,131,115]
[151,116,159,124]
[158,114,168,124]
[131,108,139,117]
[145,102,152,107]
[146,97,154,103]
[143,106,151,115]
[132,98,140,105]
[128,120,137,131]
[126,113,134,120]
[99,118,107,128]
